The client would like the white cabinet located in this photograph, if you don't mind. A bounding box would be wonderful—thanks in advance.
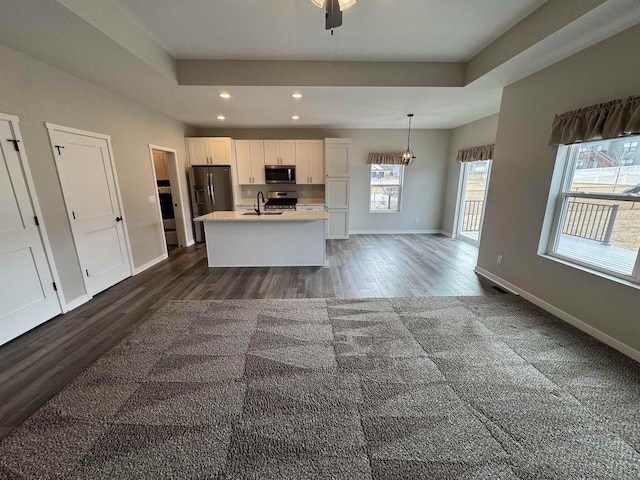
[326,178,349,209]
[325,138,351,239]
[235,205,255,212]
[327,209,349,238]
[264,140,295,165]
[297,205,325,211]
[235,140,265,184]
[325,139,350,177]
[295,140,324,184]
[187,137,233,165]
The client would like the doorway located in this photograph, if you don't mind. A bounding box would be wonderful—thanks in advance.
[46,123,133,297]
[149,145,189,252]
[455,160,492,245]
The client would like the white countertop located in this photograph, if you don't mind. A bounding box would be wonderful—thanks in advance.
[195,210,328,222]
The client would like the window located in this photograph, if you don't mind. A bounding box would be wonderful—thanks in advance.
[578,144,604,157]
[369,164,403,212]
[622,141,639,154]
[544,135,640,283]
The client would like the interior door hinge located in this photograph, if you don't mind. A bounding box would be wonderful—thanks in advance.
[7,139,20,152]
[85,269,89,277]
[52,282,57,291]
[34,216,39,226]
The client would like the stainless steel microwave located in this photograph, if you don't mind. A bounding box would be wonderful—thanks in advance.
[265,165,296,184]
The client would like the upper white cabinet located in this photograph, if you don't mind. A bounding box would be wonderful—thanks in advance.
[235,140,265,185]
[325,139,350,178]
[187,137,233,165]
[264,140,295,165]
[295,140,324,185]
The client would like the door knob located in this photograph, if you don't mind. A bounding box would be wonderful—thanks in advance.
[115,216,123,222]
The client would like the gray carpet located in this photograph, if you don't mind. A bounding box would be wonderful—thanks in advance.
[1,296,639,479]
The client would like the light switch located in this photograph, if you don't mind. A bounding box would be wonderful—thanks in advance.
[148,195,156,204]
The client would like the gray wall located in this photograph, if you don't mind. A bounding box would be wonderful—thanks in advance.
[197,128,451,233]
[478,25,640,352]
[0,45,194,304]
[441,114,499,236]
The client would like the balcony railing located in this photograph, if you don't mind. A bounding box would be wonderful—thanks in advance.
[562,201,619,245]
[462,200,484,232]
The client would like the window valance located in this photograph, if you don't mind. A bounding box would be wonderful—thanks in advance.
[549,95,640,146]
[367,152,404,165]
[456,144,494,163]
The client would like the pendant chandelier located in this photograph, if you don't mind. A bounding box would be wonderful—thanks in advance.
[311,0,357,33]
[400,114,416,166]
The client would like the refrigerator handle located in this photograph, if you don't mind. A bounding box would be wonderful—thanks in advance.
[211,178,216,206]
[207,173,213,208]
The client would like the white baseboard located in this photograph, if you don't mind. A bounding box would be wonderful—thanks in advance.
[474,266,640,362]
[63,294,92,313]
[350,229,444,235]
[440,230,453,238]
[134,254,168,275]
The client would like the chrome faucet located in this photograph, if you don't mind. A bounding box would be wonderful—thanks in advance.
[254,191,265,215]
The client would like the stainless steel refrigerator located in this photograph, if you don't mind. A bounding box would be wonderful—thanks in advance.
[190,165,233,242]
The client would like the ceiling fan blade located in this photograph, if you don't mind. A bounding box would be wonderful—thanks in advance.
[325,0,343,30]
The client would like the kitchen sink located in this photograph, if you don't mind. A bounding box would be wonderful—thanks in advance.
[241,211,283,216]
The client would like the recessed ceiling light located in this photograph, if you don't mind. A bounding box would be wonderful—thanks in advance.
[292,115,300,120]
[219,92,231,99]
[291,93,303,99]
[217,115,226,120]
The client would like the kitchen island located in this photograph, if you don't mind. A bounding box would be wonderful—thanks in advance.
[195,210,328,267]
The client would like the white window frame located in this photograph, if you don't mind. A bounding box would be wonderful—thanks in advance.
[369,164,404,213]
[544,139,640,285]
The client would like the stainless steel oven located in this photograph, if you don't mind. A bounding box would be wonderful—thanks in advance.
[265,165,296,184]
[264,191,297,211]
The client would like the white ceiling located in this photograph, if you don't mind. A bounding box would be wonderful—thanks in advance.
[114,0,547,62]
[2,0,638,129]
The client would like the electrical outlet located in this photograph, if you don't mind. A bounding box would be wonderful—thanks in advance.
[302,189,306,195]
[247,189,252,195]
[148,195,155,204]
[415,218,419,224]
[497,255,503,265]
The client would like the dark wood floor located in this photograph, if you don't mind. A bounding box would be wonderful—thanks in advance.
[0,234,492,440]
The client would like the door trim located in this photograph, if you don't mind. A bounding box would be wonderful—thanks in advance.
[148,144,189,252]
[0,113,65,312]
[45,122,134,298]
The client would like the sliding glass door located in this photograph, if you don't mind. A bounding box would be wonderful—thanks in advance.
[456,160,492,245]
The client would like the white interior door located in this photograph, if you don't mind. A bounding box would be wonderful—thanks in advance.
[49,127,132,296]
[0,117,61,345]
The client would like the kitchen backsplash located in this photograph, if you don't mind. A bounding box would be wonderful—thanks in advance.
[240,184,325,200]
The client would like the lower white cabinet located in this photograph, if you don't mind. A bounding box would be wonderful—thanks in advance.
[297,205,325,212]
[327,209,349,239]
[235,205,255,212]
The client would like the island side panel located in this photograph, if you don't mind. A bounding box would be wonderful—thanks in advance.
[203,219,326,267]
